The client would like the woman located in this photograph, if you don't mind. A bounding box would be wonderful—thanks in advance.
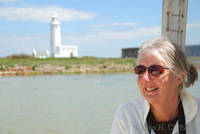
[111,37,199,134]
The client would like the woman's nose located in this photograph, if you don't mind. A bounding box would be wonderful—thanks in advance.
[142,70,152,81]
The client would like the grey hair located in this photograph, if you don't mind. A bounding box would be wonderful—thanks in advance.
[137,37,198,89]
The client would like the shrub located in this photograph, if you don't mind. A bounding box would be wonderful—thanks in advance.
[102,65,107,69]
[65,65,72,70]
[0,65,6,71]
[6,54,33,59]
[32,65,38,71]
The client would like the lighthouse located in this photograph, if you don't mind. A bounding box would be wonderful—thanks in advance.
[50,12,78,58]
[50,12,62,57]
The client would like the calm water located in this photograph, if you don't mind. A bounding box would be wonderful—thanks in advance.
[0,73,199,134]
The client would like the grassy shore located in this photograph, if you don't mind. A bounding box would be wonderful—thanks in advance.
[0,56,199,76]
[0,57,136,76]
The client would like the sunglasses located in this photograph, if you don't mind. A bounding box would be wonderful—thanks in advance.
[134,65,169,75]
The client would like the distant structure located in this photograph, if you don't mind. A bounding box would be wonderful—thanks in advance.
[122,45,200,58]
[50,12,78,58]
[32,50,50,59]
[186,45,200,57]
[32,12,78,58]
[121,48,139,58]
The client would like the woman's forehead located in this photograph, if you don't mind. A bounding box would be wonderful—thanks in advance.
[138,50,167,66]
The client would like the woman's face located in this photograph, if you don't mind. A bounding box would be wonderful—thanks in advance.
[137,50,181,106]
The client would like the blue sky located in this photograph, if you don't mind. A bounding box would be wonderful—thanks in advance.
[0,0,199,57]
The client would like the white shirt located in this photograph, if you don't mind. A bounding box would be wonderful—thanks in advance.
[111,90,200,134]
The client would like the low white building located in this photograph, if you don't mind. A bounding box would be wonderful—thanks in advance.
[53,45,78,58]
[50,12,78,58]
[32,50,50,59]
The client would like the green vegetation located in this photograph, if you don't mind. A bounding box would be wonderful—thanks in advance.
[1,53,198,67]
[0,55,199,68]
[1,56,199,67]
[188,57,200,63]
[0,56,136,67]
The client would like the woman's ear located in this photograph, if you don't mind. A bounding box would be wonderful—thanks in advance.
[177,71,186,85]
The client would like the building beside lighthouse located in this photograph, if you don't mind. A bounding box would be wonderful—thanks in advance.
[32,12,78,58]
[50,12,78,58]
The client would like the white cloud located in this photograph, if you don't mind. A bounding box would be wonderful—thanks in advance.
[62,26,161,45]
[0,6,97,22]
[111,22,137,26]
[186,22,200,44]
[0,0,18,2]
[93,22,137,28]
[0,34,49,57]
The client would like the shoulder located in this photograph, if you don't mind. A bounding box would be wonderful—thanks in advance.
[112,97,149,130]
[111,98,148,134]
[180,90,200,111]
[192,97,200,124]
[194,97,200,113]
[188,93,200,109]
[114,98,147,120]
[180,90,200,123]
[195,97,200,105]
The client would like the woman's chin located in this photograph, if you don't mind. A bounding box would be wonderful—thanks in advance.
[146,97,160,105]
[143,92,160,105]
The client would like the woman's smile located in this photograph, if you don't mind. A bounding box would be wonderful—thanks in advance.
[144,87,159,98]
[145,87,159,92]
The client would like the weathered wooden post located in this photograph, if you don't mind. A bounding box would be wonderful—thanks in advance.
[162,0,188,51]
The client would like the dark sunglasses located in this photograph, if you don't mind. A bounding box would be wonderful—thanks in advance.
[134,65,169,75]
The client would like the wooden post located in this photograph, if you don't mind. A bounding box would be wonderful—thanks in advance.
[162,0,188,51]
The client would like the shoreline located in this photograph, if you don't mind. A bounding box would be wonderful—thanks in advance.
[0,63,134,76]
[0,57,200,77]
[1,63,200,77]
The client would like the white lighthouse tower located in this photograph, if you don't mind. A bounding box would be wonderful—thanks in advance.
[50,12,62,57]
[50,12,78,58]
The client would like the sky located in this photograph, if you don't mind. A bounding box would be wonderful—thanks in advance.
[0,0,199,58]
